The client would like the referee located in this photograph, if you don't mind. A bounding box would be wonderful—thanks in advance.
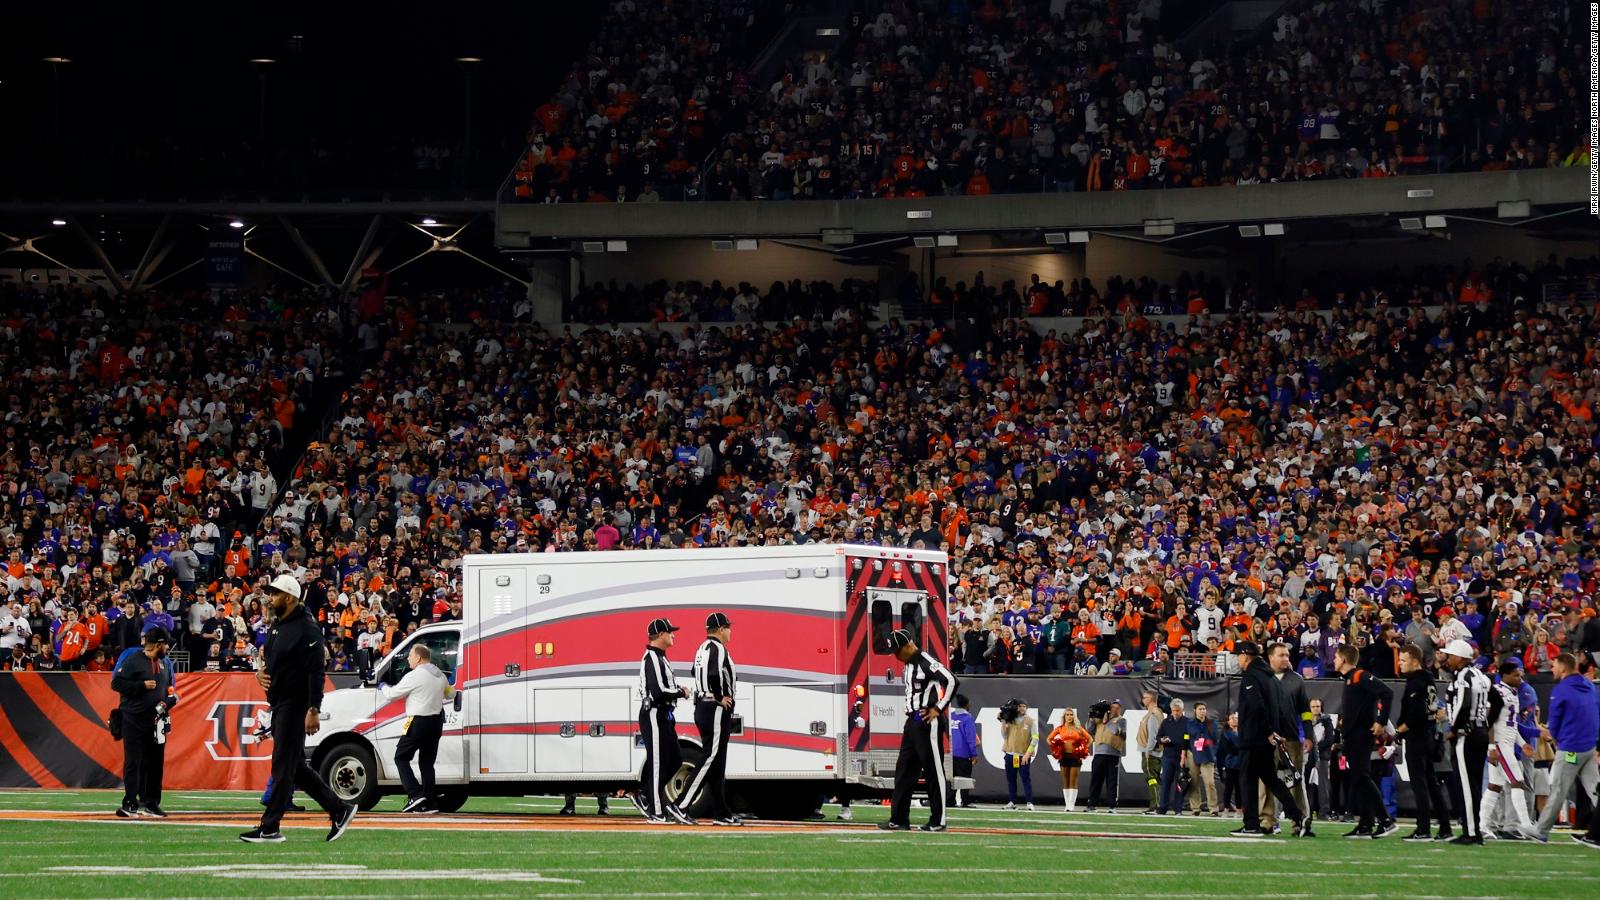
[383,642,454,813]
[1442,638,1491,844]
[240,574,356,844]
[879,629,956,833]
[635,618,693,825]
[680,612,740,826]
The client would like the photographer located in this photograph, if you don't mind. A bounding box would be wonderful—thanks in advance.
[999,698,1037,811]
[1085,699,1126,812]
[110,627,176,818]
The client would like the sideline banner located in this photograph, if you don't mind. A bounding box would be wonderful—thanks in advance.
[0,673,285,791]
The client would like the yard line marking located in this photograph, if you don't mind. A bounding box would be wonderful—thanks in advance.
[38,865,578,884]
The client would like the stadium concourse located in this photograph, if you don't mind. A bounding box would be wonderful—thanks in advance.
[510,0,1592,202]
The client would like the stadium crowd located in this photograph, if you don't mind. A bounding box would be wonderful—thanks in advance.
[3,254,1599,683]
[511,0,1591,202]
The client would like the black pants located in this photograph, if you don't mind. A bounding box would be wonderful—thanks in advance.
[1342,740,1387,828]
[1221,765,1242,810]
[1241,744,1301,830]
[681,703,733,818]
[260,700,344,831]
[889,714,947,828]
[1088,753,1120,809]
[1451,729,1489,837]
[638,706,681,817]
[395,712,444,802]
[120,716,164,809]
[950,755,974,806]
[1403,736,1450,833]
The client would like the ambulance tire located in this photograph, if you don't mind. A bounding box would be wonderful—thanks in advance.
[433,787,469,813]
[319,742,382,811]
[668,740,709,816]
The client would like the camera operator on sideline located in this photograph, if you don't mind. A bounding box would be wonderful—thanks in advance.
[1085,699,1126,812]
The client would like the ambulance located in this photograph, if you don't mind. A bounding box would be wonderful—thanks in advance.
[306,544,959,817]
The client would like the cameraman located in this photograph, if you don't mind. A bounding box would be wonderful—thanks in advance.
[999,699,1037,811]
[110,627,176,818]
[1085,699,1126,812]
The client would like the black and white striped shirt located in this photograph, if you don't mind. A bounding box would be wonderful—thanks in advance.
[638,646,679,710]
[693,637,736,702]
[902,650,956,716]
[1448,664,1491,732]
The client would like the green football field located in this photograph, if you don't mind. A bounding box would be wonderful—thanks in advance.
[1,790,1596,898]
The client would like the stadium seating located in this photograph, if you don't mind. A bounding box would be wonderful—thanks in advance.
[509,0,1592,202]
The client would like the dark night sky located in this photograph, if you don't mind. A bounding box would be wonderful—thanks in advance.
[0,1,599,193]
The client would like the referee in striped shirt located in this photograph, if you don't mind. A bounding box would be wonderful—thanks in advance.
[681,612,740,826]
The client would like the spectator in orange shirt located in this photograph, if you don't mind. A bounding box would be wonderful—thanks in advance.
[58,608,90,670]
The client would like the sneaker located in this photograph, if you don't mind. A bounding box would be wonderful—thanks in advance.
[1003,802,1017,810]
[710,816,743,826]
[1521,828,1547,844]
[1268,822,1281,834]
[802,811,826,821]
[403,796,431,814]
[326,803,357,843]
[1026,803,1035,812]
[919,823,948,832]
[1084,806,1096,813]
[138,805,168,819]
[1372,820,1399,839]
[877,821,910,831]
[665,804,697,826]
[557,803,576,816]
[239,828,285,844]
[1402,830,1433,842]
[116,806,138,819]
[1447,834,1483,845]
[837,808,854,821]
[1229,826,1268,837]
[596,799,609,815]
[1572,834,1600,849]
[643,811,668,825]
[287,802,307,813]
[1343,827,1374,839]
[1142,809,1159,817]
[626,792,648,816]
[1492,829,1524,842]
[1295,818,1316,838]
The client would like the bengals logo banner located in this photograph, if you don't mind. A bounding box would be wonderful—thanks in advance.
[0,673,322,791]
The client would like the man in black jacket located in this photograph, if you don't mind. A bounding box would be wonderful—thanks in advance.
[110,627,176,818]
[1233,641,1310,837]
[1395,643,1452,841]
[1262,643,1314,834]
[1334,644,1398,838]
[108,597,143,657]
[241,574,355,844]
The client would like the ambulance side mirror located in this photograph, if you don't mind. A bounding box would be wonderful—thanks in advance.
[453,689,463,712]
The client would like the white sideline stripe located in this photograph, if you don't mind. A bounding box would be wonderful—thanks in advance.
[38,865,577,884]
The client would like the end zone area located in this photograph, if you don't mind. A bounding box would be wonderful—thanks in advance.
[1,791,1595,898]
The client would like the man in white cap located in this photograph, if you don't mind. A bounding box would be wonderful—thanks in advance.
[1441,638,1491,844]
[241,574,356,844]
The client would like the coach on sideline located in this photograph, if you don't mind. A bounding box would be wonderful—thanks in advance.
[1233,640,1309,837]
[110,626,176,818]
[240,574,356,844]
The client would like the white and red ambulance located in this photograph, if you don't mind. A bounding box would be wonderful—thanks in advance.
[306,544,957,816]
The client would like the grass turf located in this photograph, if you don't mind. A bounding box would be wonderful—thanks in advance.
[0,791,1596,898]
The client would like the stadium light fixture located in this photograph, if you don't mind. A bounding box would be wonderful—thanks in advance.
[249,58,277,64]
[1237,225,1262,238]
[43,56,72,64]
[1069,231,1090,244]
[581,241,605,253]
[455,56,483,64]
[1398,217,1423,231]
[906,210,932,219]
[604,240,627,252]
[1142,219,1175,237]
[935,234,958,248]
[1043,232,1067,245]
[711,240,734,251]
[734,239,759,251]
[1406,188,1434,199]
[1496,200,1530,219]
[1263,223,1285,236]
[229,220,246,229]
[421,217,439,226]
[1423,215,1446,229]
[912,236,936,248]
[815,28,842,36]
[50,218,66,227]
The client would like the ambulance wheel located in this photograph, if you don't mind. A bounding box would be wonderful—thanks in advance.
[668,740,708,816]
[433,787,468,814]
[320,742,381,811]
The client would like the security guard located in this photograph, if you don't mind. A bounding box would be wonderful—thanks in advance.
[383,642,454,813]
[635,617,694,825]
[110,626,176,818]
[879,629,956,832]
[680,612,740,825]
[241,574,356,844]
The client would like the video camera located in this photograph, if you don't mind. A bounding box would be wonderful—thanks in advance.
[998,698,1025,724]
[1088,699,1113,723]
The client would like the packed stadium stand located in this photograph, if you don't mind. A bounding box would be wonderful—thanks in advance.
[510,0,1591,202]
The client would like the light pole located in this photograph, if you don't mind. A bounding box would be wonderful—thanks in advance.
[250,59,276,141]
[43,57,71,139]
[456,57,481,178]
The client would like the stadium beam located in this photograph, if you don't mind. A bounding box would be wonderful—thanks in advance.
[67,217,131,294]
[278,216,338,287]
[495,169,1585,245]
[127,213,174,293]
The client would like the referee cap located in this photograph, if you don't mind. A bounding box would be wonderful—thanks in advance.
[705,612,732,630]
[1441,639,1476,659]
[886,629,914,651]
[647,618,681,637]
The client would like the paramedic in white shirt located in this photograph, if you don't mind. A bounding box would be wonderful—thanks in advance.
[380,643,453,813]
